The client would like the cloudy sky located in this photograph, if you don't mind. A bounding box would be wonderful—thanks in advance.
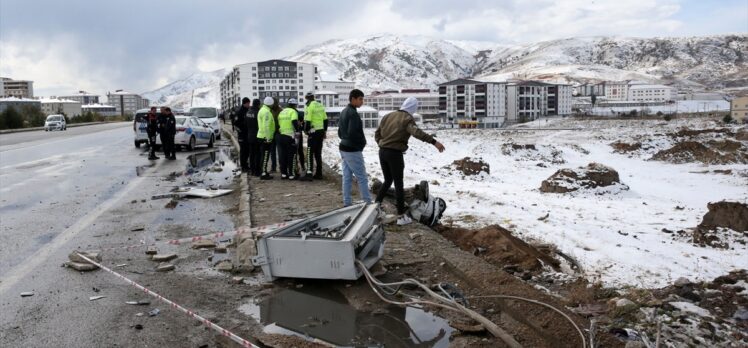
[1,0,746,97]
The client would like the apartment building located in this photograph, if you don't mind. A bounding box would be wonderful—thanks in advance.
[605,81,629,101]
[106,90,150,116]
[40,98,82,117]
[731,96,748,122]
[628,85,675,102]
[574,82,605,97]
[82,104,118,117]
[0,97,41,113]
[367,91,440,118]
[438,79,506,128]
[1,77,34,98]
[220,60,317,111]
[314,91,341,108]
[57,91,101,105]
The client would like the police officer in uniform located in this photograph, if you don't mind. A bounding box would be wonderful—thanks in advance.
[277,98,301,180]
[235,98,250,171]
[257,97,276,179]
[301,92,328,181]
[159,107,177,160]
[146,106,160,160]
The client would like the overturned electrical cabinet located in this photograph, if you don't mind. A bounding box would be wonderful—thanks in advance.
[252,203,385,281]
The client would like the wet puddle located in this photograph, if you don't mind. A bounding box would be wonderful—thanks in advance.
[239,284,454,347]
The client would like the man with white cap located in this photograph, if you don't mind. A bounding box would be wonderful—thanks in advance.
[257,96,276,180]
[277,98,302,179]
[375,97,445,225]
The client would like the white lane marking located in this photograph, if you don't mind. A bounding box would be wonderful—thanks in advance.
[0,123,130,153]
[0,160,162,294]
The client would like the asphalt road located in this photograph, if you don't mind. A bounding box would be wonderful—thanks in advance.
[0,123,246,347]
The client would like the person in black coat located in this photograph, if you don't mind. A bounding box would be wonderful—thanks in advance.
[235,98,251,171]
[247,99,262,176]
[158,107,177,160]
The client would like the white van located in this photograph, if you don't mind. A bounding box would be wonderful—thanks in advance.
[188,107,221,140]
[44,114,66,131]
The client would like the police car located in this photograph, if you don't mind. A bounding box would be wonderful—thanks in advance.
[174,115,215,150]
[188,107,221,140]
[133,107,162,148]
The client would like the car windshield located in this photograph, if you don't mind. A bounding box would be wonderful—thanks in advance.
[190,108,217,118]
[47,116,62,122]
[176,117,187,125]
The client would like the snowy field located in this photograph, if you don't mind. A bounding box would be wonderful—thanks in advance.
[322,117,748,288]
[590,99,730,116]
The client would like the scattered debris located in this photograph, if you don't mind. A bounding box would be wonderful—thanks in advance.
[145,246,158,255]
[126,300,151,306]
[151,253,177,262]
[155,263,175,272]
[64,261,98,272]
[191,239,216,249]
[231,276,244,284]
[68,250,102,264]
[89,296,105,301]
[214,244,228,253]
[537,213,549,221]
[214,260,233,272]
[115,264,128,268]
[148,308,160,317]
[540,162,627,194]
[164,199,179,209]
[20,292,34,297]
[154,187,233,200]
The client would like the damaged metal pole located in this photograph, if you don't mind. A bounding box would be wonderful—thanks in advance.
[73,252,260,348]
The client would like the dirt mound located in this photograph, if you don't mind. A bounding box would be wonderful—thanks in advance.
[540,163,625,193]
[698,201,748,232]
[652,140,748,164]
[610,141,642,153]
[668,128,734,138]
[451,157,490,176]
[435,225,559,273]
[737,129,748,141]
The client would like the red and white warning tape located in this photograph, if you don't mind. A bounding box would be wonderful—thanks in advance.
[75,252,261,348]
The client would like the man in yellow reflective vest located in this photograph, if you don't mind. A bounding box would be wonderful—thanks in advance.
[300,92,328,181]
[257,96,276,180]
[277,98,302,180]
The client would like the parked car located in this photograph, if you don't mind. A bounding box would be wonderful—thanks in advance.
[133,107,162,148]
[175,115,215,150]
[44,114,66,131]
[188,107,221,140]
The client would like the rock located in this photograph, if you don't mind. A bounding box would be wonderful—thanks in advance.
[231,276,244,284]
[450,320,486,334]
[616,298,636,307]
[214,260,233,272]
[214,244,228,253]
[371,263,387,277]
[145,246,158,255]
[673,277,691,287]
[151,253,177,262]
[452,157,490,176]
[540,162,626,193]
[155,263,175,272]
[68,250,102,264]
[733,307,748,321]
[697,201,748,232]
[64,261,99,272]
[234,238,257,272]
[191,239,216,249]
[409,233,421,240]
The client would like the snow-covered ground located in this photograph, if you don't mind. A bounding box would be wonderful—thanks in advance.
[590,100,730,115]
[322,117,748,288]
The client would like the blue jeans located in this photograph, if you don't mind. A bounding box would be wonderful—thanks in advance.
[340,150,372,206]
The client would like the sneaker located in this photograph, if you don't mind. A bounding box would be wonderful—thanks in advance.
[396,215,413,226]
[280,174,288,180]
[260,173,273,180]
[288,175,296,180]
[148,155,159,160]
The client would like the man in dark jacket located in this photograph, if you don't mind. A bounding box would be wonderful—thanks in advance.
[235,98,251,171]
[158,107,178,160]
[338,89,371,206]
[146,106,159,160]
[247,99,261,176]
[375,97,444,225]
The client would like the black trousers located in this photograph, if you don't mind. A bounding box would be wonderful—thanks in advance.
[238,138,248,170]
[161,134,175,158]
[249,139,261,176]
[260,140,273,175]
[278,134,297,177]
[376,148,406,214]
[147,130,157,157]
[269,135,278,171]
[305,131,324,176]
[296,132,305,171]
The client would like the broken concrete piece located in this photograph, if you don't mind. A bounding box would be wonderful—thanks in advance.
[68,250,102,264]
[191,239,216,249]
[236,238,257,263]
[126,300,151,305]
[231,276,244,284]
[64,261,99,272]
[214,260,233,272]
[214,244,228,253]
[89,296,105,301]
[155,263,175,272]
[148,308,160,317]
[151,253,177,262]
[20,292,34,297]
[145,246,158,255]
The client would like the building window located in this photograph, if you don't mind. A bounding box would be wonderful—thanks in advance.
[252,67,256,71]
[299,73,303,77]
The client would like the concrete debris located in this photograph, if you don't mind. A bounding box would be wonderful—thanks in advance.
[64,261,99,272]
[68,250,102,264]
[214,244,228,253]
[214,260,233,272]
[89,296,105,301]
[191,239,216,249]
[155,263,175,272]
[126,300,151,306]
[20,292,34,297]
[231,276,244,284]
[616,298,636,308]
[145,246,158,255]
[131,226,145,232]
[151,253,177,262]
[148,308,160,317]
[234,238,256,272]
[135,312,144,317]
[409,233,421,240]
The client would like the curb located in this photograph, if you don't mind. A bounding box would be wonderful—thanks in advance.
[0,121,124,134]
[222,123,252,228]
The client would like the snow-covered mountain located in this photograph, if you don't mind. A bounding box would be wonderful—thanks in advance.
[141,69,225,110]
[145,34,747,108]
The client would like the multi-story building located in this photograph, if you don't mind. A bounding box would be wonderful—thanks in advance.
[0,97,41,113]
[367,91,440,119]
[316,80,355,95]
[106,90,149,116]
[604,81,629,101]
[1,77,34,98]
[731,96,748,122]
[325,105,380,128]
[438,79,506,128]
[57,91,101,105]
[40,98,82,117]
[574,82,605,97]
[314,91,341,108]
[220,59,317,112]
[628,85,674,102]
[82,104,118,117]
